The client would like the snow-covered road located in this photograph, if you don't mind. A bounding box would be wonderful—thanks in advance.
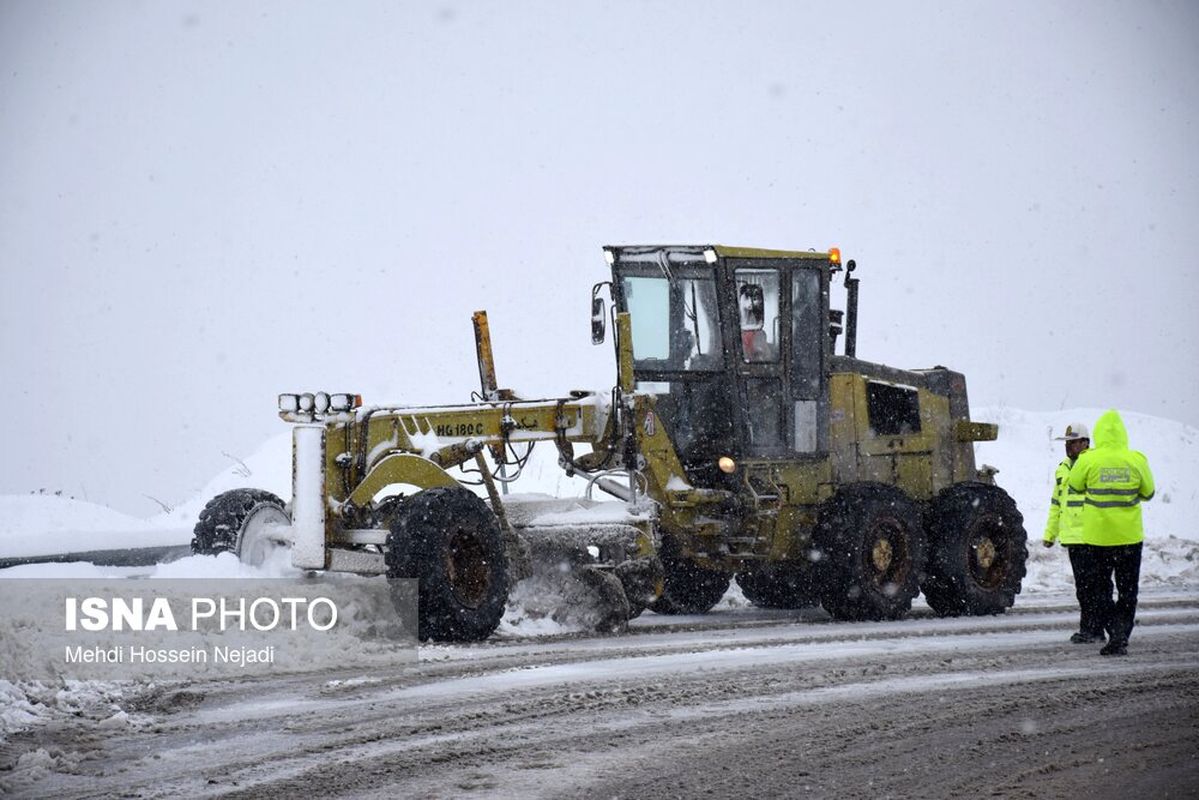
[5,589,1197,799]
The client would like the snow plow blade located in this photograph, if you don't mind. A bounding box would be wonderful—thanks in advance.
[504,497,663,633]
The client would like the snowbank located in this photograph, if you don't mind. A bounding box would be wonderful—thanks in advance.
[0,553,417,740]
[0,495,185,559]
[150,432,294,530]
[0,679,136,741]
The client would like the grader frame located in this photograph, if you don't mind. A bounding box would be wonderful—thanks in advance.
[192,244,1028,641]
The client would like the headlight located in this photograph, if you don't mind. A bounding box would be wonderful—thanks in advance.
[330,393,361,412]
[282,390,360,418]
[718,456,737,474]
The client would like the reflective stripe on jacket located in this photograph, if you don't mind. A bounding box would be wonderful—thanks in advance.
[1066,410,1155,546]
[1044,458,1085,545]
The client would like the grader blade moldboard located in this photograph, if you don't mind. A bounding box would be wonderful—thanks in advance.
[502,496,662,633]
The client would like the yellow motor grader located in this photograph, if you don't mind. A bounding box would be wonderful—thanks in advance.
[192,244,1027,641]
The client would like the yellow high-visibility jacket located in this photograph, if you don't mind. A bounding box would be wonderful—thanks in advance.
[1044,458,1085,545]
[1067,410,1155,546]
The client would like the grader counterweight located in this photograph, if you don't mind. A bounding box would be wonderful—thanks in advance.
[192,244,1027,642]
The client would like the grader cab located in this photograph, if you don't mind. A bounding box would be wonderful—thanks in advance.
[192,244,1027,641]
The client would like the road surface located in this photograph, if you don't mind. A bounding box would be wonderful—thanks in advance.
[5,590,1198,799]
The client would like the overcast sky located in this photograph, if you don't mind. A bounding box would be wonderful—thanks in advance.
[2,1,1197,515]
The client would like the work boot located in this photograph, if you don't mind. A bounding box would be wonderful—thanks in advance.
[1100,640,1128,656]
[1070,631,1105,644]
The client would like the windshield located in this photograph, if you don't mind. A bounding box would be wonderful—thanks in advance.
[619,267,722,372]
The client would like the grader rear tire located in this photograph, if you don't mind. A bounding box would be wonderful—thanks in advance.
[191,488,290,567]
[921,482,1027,616]
[385,487,509,642]
[812,483,927,621]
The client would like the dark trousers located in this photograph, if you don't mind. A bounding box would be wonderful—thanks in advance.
[1074,543,1143,645]
[1066,545,1105,637]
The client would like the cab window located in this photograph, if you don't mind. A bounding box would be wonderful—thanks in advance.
[734,269,780,363]
[621,270,722,372]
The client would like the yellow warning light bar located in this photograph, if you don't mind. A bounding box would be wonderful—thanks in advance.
[828,247,841,265]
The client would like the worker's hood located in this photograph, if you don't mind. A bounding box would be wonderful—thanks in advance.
[1091,409,1129,449]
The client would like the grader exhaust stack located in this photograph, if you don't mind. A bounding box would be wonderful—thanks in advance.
[843,257,859,359]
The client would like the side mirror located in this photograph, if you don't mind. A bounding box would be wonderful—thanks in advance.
[591,296,607,344]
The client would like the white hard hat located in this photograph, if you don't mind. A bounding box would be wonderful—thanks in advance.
[1054,422,1090,441]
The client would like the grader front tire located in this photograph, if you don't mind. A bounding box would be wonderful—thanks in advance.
[386,486,510,642]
